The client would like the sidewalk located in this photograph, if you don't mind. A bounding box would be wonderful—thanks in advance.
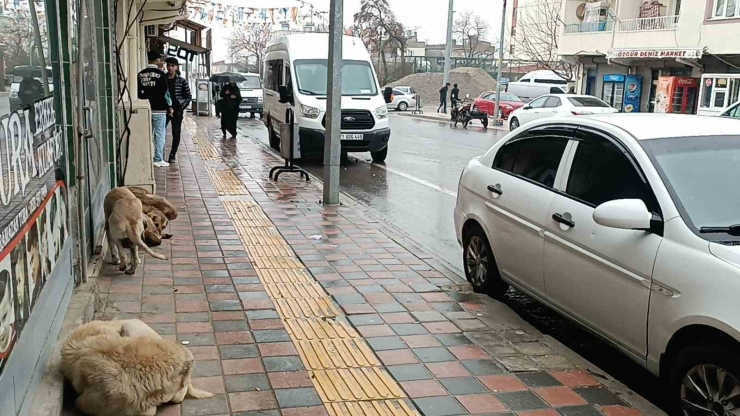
[92,115,660,416]
[393,106,508,131]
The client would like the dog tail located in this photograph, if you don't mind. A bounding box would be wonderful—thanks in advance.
[187,383,214,399]
[127,222,168,260]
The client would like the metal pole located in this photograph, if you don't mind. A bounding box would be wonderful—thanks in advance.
[493,0,507,124]
[323,0,342,205]
[29,0,50,95]
[443,0,454,85]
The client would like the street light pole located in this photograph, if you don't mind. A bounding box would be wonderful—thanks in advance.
[493,0,507,124]
[443,0,454,85]
[323,0,343,205]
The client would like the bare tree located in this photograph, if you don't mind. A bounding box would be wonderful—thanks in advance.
[510,0,575,80]
[227,24,274,76]
[0,11,46,71]
[353,0,413,84]
[453,11,497,66]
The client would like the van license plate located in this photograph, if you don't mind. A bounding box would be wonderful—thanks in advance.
[243,105,252,109]
[341,134,364,140]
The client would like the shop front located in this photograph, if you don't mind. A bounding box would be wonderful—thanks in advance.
[697,74,740,116]
[654,76,699,114]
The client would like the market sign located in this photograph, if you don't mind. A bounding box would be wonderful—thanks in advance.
[607,48,703,60]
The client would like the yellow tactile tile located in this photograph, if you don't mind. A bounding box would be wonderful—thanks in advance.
[257,269,313,284]
[326,400,419,416]
[275,297,340,319]
[311,368,406,402]
[265,281,326,299]
[191,135,221,161]
[246,245,295,259]
[297,339,380,370]
[206,167,248,195]
[284,318,360,341]
[250,256,304,270]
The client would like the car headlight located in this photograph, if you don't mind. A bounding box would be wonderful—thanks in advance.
[258,96,263,103]
[375,105,388,119]
[10,91,17,98]
[299,103,320,119]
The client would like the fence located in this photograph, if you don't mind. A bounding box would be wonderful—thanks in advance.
[618,15,679,31]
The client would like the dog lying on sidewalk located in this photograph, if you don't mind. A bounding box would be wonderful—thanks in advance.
[62,319,212,416]
[105,187,175,247]
[104,188,167,274]
[129,187,178,221]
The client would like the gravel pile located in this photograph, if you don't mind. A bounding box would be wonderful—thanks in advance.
[388,67,498,107]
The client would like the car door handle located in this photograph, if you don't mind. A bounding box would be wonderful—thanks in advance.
[487,184,502,195]
[552,213,575,228]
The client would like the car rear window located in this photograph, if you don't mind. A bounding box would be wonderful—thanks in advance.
[568,97,610,107]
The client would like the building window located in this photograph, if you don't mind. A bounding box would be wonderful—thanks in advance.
[714,0,740,18]
[510,44,516,55]
[512,25,517,36]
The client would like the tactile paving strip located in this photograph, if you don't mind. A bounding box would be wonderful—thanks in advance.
[296,339,380,370]
[206,167,249,195]
[311,368,406,402]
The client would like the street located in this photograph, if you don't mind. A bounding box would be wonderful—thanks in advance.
[237,114,505,275]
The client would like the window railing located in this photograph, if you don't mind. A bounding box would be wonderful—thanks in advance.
[564,19,615,34]
[618,15,679,31]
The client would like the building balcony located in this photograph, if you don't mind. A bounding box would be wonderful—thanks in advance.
[564,19,615,34]
[618,15,679,31]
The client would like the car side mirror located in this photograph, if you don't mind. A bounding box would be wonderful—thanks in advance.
[523,105,532,110]
[278,85,290,103]
[593,199,652,230]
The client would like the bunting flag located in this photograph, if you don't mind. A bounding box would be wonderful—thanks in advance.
[186,0,319,30]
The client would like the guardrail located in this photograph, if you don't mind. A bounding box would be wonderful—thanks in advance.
[618,15,679,31]
[564,19,615,34]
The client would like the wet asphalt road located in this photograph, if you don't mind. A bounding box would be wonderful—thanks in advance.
[236,113,668,412]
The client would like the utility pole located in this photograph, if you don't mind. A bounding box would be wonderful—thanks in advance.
[493,0,507,124]
[443,0,454,85]
[323,0,343,205]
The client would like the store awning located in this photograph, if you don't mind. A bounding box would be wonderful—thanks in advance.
[150,35,209,54]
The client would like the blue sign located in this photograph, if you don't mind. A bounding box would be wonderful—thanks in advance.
[623,74,643,113]
[603,74,626,83]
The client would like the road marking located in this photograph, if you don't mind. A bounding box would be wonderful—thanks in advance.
[372,163,457,197]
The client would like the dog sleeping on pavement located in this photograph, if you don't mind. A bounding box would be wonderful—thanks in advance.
[61,319,212,416]
[104,187,167,274]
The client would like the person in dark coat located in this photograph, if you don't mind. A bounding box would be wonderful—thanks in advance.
[383,87,393,104]
[451,83,460,107]
[219,82,242,139]
[437,83,450,113]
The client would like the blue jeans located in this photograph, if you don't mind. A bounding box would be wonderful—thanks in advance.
[151,113,167,162]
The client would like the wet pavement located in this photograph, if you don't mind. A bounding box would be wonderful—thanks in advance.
[236,114,508,275]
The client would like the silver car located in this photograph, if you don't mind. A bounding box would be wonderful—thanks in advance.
[454,113,740,414]
[388,87,416,112]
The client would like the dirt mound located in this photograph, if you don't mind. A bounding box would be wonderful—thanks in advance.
[388,67,497,107]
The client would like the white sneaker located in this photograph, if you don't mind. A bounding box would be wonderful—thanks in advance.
[154,161,170,167]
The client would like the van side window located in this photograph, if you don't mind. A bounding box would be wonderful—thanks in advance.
[266,60,279,91]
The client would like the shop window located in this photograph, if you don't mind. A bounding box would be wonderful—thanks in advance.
[714,0,740,18]
[702,81,713,107]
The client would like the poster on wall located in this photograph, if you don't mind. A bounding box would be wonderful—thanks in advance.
[0,95,67,373]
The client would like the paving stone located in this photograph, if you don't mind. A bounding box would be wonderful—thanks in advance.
[193,360,223,377]
[209,300,243,311]
[436,334,475,347]
[213,320,249,332]
[403,335,442,348]
[220,344,260,359]
[281,407,329,416]
[228,391,278,412]
[391,324,429,336]
[440,377,490,395]
[400,380,448,398]
[347,314,383,326]
[495,391,549,412]
[387,364,434,381]
[333,293,367,305]
[530,355,575,371]
[376,349,419,366]
[412,347,456,363]
[222,358,265,375]
[517,372,563,388]
[478,375,529,393]
[178,333,216,346]
[534,386,588,407]
[557,405,606,416]
[550,371,601,388]
[431,302,465,312]
[268,371,314,389]
[461,360,505,376]
[263,356,305,372]
[246,310,279,320]
[181,394,230,415]
[425,361,471,379]
[366,336,406,351]
[253,329,291,343]
[573,387,627,406]
[413,396,468,416]
[177,312,212,323]
[233,411,281,416]
[274,388,323,408]
[224,374,271,393]
[411,311,447,322]
[456,394,508,414]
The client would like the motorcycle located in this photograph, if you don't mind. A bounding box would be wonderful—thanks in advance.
[451,99,488,129]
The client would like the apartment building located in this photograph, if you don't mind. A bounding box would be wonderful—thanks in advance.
[558,0,740,114]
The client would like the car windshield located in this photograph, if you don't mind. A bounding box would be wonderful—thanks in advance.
[642,136,740,237]
[294,59,378,96]
[500,93,521,102]
[568,97,610,107]
[238,76,261,89]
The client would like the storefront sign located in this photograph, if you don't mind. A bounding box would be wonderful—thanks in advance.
[606,48,703,60]
[0,96,68,373]
[166,45,198,62]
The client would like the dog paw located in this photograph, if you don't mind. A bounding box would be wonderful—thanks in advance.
[109,257,121,265]
[125,267,137,275]
[119,263,128,272]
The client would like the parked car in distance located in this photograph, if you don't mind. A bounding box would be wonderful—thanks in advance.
[721,100,740,119]
[506,70,569,101]
[392,86,415,96]
[473,91,524,119]
[455,113,740,414]
[237,73,263,118]
[508,94,617,130]
[388,87,416,111]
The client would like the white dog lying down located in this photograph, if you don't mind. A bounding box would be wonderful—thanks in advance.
[61,320,213,416]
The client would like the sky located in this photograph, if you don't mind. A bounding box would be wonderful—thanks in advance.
[210,0,504,61]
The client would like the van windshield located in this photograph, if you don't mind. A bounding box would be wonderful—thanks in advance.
[294,59,378,96]
[238,76,261,89]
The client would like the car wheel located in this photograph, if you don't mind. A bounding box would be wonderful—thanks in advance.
[669,342,740,415]
[510,117,520,131]
[267,118,280,150]
[498,108,504,120]
[398,102,408,111]
[463,225,509,296]
[371,146,388,163]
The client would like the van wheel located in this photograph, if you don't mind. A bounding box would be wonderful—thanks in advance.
[371,146,388,163]
[398,102,408,111]
[267,119,280,150]
[463,225,509,297]
[669,342,740,415]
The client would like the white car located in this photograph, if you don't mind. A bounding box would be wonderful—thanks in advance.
[506,70,569,101]
[388,87,416,111]
[455,113,740,413]
[508,94,617,131]
[721,100,740,119]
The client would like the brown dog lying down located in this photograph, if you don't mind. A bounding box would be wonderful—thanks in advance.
[105,188,167,274]
[61,320,212,416]
[105,187,174,247]
[129,187,178,221]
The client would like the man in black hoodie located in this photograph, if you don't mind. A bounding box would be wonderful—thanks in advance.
[164,57,192,163]
[138,51,172,167]
[438,83,450,113]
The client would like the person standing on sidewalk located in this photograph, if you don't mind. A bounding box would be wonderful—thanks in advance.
[451,83,460,107]
[138,51,172,167]
[437,82,450,113]
[164,57,192,164]
[219,82,242,139]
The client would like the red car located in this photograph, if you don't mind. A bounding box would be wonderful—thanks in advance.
[473,91,525,119]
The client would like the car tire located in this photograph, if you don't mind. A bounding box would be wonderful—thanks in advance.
[463,225,509,296]
[668,341,740,415]
[371,146,388,163]
[398,102,408,111]
[267,118,280,150]
[510,117,520,131]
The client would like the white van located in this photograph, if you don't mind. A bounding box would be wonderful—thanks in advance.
[236,73,263,118]
[263,33,390,162]
[506,70,569,101]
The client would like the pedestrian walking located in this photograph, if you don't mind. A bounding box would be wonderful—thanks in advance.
[438,82,450,113]
[138,50,172,168]
[164,57,192,164]
[567,86,576,94]
[451,83,460,107]
[219,82,242,139]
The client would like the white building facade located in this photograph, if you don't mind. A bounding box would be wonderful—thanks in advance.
[558,0,740,114]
